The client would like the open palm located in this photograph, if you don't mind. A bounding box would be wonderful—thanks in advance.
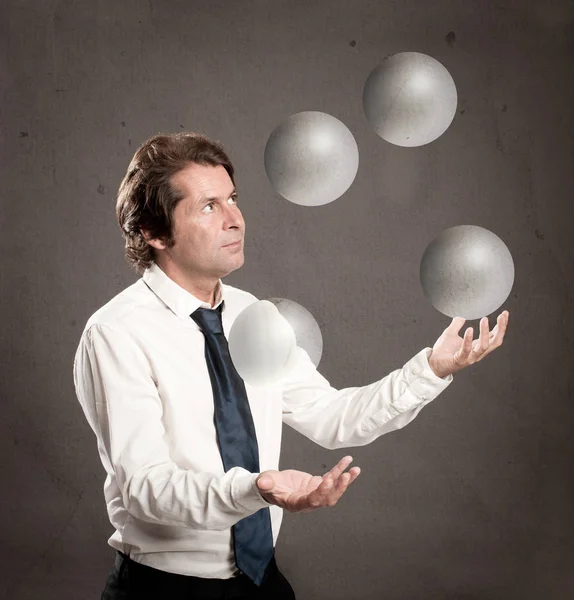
[429,310,509,378]
[256,456,360,513]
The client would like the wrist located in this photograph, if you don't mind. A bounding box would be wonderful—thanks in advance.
[428,356,451,379]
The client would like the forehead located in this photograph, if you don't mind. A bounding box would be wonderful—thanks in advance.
[171,163,233,200]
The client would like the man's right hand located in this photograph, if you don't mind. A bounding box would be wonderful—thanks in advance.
[255,456,361,513]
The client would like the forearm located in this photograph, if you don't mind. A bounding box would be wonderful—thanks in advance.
[122,463,273,530]
[281,347,453,449]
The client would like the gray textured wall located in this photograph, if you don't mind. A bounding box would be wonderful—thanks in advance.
[1,1,573,598]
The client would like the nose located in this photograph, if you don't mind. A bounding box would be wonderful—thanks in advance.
[223,203,244,229]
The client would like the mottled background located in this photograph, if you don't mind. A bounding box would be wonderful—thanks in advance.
[1,1,573,598]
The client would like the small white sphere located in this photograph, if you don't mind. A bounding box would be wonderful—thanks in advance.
[264,111,359,206]
[419,225,515,320]
[267,297,323,367]
[363,52,458,147]
[228,300,298,386]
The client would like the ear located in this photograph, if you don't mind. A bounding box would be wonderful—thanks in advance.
[140,228,168,251]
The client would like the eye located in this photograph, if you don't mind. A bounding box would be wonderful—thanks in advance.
[202,195,238,213]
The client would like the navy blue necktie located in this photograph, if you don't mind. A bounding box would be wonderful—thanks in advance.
[190,302,274,587]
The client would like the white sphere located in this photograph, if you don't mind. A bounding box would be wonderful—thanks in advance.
[267,298,323,367]
[419,225,515,320]
[264,111,359,206]
[363,52,458,147]
[228,300,299,386]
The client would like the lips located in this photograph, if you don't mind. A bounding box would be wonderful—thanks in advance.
[223,239,242,247]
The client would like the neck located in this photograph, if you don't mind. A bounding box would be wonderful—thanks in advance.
[155,259,219,307]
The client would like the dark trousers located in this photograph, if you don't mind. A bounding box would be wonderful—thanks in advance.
[101,551,297,600]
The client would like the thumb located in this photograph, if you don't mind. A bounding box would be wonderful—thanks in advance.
[257,474,275,491]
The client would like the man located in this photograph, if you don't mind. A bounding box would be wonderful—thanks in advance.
[73,132,509,599]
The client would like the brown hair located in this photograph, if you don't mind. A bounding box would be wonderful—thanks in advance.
[116,132,236,274]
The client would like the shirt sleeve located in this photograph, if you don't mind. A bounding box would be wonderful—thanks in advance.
[280,345,453,450]
[73,323,273,532]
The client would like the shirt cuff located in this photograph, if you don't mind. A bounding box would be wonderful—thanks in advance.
[232,471,275,512]
[392,347,453,413]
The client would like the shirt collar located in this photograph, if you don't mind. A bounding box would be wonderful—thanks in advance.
[142,261,224,319]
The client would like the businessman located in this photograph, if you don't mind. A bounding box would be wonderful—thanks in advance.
[73,132,509,599]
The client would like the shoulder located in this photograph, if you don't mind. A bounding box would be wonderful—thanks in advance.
[81,279,156,336]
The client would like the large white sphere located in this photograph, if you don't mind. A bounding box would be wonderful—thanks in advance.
[228,300,299,387]
[267,298,323,367]
[264,111,359,206]
[419,225,515,320]
[363,52,458,147]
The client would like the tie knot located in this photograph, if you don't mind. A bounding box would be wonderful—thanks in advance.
[191,304,224,335]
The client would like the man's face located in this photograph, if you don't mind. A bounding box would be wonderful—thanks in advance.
[158,163,246,280]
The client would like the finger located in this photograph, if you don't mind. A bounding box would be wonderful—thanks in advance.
[316,470,358,506]
[315,471,338,495]
[495,310,509,342]
[478,311,509,361]
[328,468,361,506]
[472,317,490,356]
[335,467,361,492]
[332,473,351,497]
[309,466,361,508]
[489,320,499,340]
[317,462,358,497]
[310,475,336,504]
[488,312,503,342]
[324,455,354,481]
[456,327,474,363]
[447,316,467,335]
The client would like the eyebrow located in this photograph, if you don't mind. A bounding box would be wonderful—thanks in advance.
[197,188,238,204]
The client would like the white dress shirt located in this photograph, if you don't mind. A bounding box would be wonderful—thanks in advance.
[73,261,453,579]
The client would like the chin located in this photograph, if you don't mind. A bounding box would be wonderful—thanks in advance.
[227,257,244,273]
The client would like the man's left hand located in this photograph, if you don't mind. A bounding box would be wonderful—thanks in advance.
[428,310,510,379]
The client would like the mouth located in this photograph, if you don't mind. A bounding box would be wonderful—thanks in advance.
[222,240,242,248]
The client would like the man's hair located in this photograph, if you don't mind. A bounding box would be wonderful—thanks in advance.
[116,132,236,274]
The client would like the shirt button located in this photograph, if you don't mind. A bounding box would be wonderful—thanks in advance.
[412,368,420,376]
